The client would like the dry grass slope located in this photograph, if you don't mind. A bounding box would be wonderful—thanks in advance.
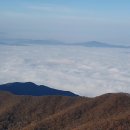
[0,91,130,130]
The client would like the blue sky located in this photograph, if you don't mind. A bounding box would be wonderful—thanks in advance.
[0,0,130,44]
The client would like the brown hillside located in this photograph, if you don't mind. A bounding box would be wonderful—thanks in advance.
[0,91,130,130]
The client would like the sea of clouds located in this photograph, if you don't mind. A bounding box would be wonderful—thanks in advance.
[0,44,130,96]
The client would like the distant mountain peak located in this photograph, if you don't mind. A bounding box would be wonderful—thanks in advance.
[0,82,78,96]
[76,41,130,48]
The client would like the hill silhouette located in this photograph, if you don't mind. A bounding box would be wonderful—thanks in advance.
[1,39,130,48]
[0,82,77,96]
[0,91,130,130]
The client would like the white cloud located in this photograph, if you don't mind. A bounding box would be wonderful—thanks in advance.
[28,4,73,14]
[0,45,130,97]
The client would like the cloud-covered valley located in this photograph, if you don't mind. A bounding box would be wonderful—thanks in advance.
[0,45,130,96]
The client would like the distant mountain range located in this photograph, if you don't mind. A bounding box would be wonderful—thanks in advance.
[0,39,64,46]
[74,41,130,48]
[0,38,130,48]
[0,82,78,96]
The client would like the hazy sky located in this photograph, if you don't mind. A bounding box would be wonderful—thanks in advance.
[0,0,130,44]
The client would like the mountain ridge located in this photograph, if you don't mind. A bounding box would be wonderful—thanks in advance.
[74,41,130,48]
[0,82,78,96]
[0,91,130,130]
[0,38,130,48]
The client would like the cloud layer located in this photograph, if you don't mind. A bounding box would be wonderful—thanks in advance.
[0,45,130,96]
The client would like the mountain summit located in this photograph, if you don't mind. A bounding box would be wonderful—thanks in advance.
[0,82,78,96]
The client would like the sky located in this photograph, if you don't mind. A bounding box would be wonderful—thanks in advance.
[0,0,130,44]
[0,0,130,97]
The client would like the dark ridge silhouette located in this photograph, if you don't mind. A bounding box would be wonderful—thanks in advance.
[0,82,78,96]
[0,91,130,130]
